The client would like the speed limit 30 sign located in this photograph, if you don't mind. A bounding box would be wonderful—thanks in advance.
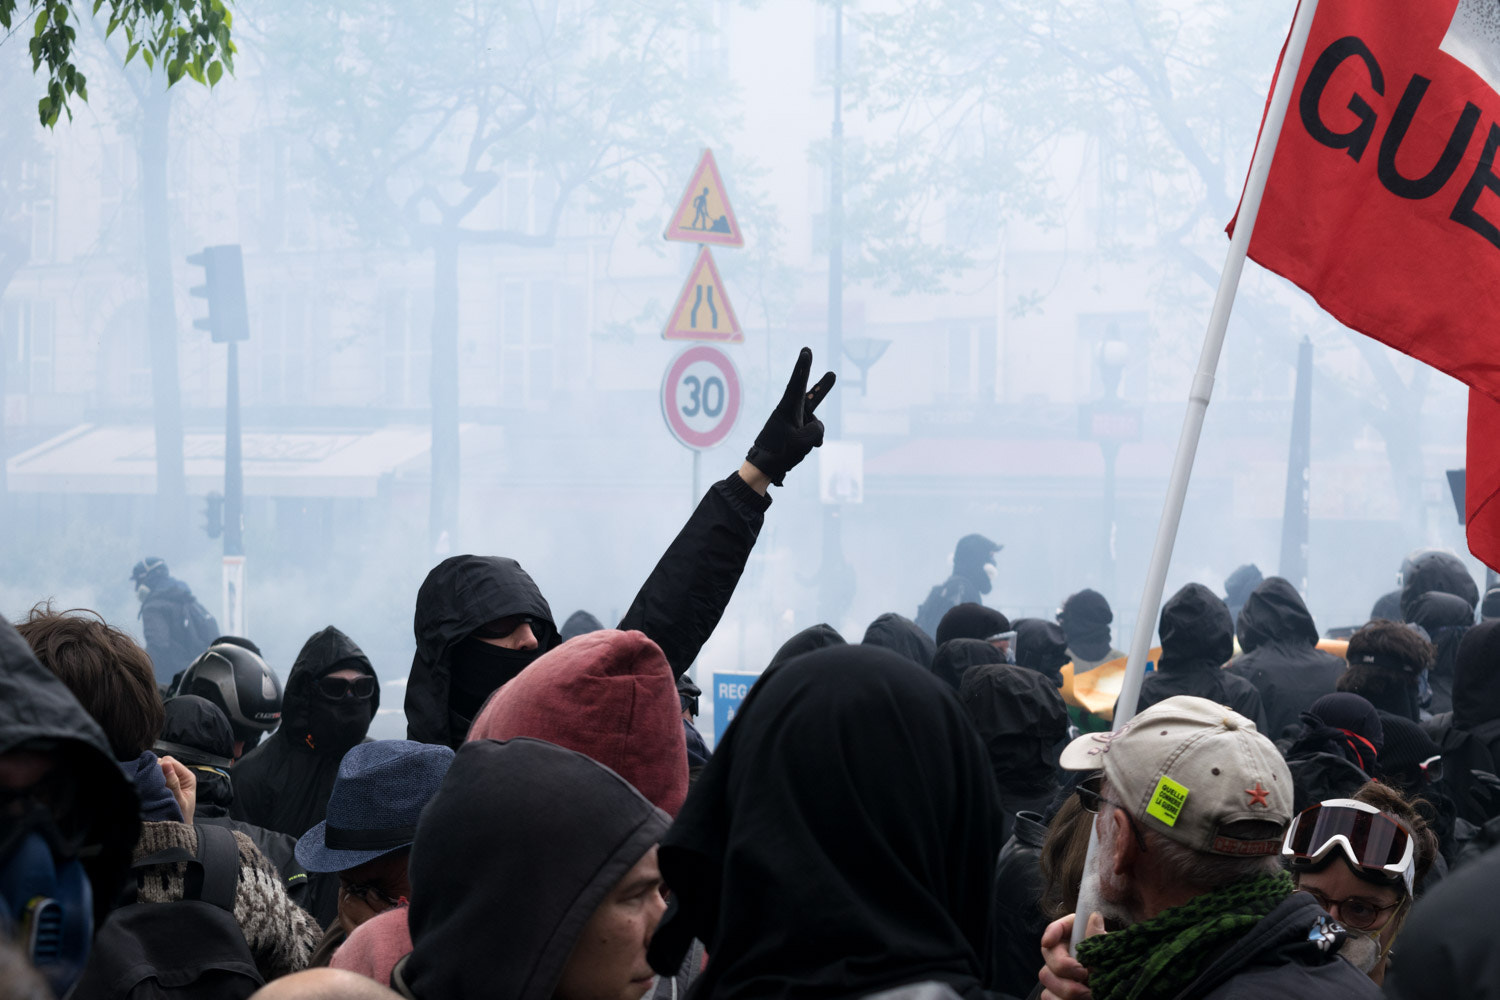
[661,345,742,450]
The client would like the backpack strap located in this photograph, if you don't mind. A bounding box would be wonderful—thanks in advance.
[194,824,241,912]
[132,826,241,913]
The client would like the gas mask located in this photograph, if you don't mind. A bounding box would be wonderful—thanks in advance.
[0,805,94,995]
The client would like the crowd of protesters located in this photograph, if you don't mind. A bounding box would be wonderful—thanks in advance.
[4,350,1500,999]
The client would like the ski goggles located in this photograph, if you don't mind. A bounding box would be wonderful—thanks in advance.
[1282,799,1414,895]
[316,675,377,701]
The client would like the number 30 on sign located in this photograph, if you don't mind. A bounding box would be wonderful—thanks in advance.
[661,345,742,451]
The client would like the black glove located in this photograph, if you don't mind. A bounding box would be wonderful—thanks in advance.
[745,347,836,487]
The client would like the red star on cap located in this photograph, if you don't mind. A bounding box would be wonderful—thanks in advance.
[1246,783,1270,808]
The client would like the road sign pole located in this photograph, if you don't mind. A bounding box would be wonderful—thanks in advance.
[692,448,701,508]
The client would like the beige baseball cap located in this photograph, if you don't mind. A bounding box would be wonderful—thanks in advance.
[1059,694,1293,856]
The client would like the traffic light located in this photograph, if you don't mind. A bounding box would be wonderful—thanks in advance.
[186,244,250,343]
[203,491,224,539]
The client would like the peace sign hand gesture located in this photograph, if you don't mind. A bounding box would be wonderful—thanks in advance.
[745,347,837,487]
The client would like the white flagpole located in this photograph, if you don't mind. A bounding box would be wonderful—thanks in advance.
[1070,0,1323,953]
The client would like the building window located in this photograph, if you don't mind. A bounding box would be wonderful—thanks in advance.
[383,289,430,407]
[250,291,312,404]
[21,155,56,262]
[498,280,558,405]
[2,300,56,394]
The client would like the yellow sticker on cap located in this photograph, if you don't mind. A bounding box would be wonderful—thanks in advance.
[1146,776,1189,827]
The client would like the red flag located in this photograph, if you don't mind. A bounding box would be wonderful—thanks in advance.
[1237,0,1500,568]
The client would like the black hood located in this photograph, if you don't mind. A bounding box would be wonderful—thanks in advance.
[405,555,556,748]
[959,663,1068,793]
[559,609,604,641]
[862,613,936,669]
[1158,583,1234,672]
[1285,752,1371,814]
[931,638,1006,690]
[1014,618,1070,674]
[650,644,1001,1000]
[1454,619,1500,730]
[227,626,377,838]
[156,694,235,768]
[1400,550,1478,623]
[282,625,379,738]
[768,624,846,670]
[0,614,139,927]
[1058,589,1112,662]
[953,534,1000,593]
[1236,577,1319,651]
[403,738,668,1000]
[1224,563,1264,606]
[1370,589,1403,623]
[935,603,1010,647]
[1408,591,1475,637]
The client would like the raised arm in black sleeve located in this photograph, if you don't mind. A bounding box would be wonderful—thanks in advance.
[617,348,836,678]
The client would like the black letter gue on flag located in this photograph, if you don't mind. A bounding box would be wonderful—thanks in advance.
[1230,0,1500,568]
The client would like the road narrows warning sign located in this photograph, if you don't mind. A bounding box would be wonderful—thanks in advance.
[663,247,743,343]
[664,149,744,248]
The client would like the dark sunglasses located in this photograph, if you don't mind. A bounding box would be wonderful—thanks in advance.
[316,675,376,701]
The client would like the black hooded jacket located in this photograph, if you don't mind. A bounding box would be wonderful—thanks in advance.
[396,738,669,1000]
[1400,551,1479,623]
[404,555,555,749]
[406,474,770,748]
[958,663,1068,842]
[649,645,1002,1000]
[1425,620,1500,824]
[863,613,938,669]
[1135,584,1267,731]
[231,626,378,838]
[0,615,141,929]
[930,638,1005,691]
[1226,577,1344,740]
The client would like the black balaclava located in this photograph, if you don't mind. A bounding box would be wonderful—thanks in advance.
[446,638,543,723]
[1058,589,1113,662]
[307,678,375,755]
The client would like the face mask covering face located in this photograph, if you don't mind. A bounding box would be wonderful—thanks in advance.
[0,805,94,995]
[1339,926,1383,974]
[306,683,375,754]
[447,637,543,722]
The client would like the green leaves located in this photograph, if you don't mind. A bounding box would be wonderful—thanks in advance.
[18,0,241,126]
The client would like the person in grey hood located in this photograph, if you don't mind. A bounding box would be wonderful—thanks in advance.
[405,348,836,748]
[1226,577,1344,740]
[392,738,669,1000]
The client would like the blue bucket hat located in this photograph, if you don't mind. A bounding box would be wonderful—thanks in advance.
[295,739,455,874]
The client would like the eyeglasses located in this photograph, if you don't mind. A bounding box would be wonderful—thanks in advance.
[1298,886,1404,931]
[316,675,376,701]
[1076,774,1148,853]
[1282,799,1415,895]
[338,880,404,911]
[1417,754,1444,784]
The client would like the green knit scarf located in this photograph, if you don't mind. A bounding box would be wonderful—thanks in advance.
[1075,870,1294,1000]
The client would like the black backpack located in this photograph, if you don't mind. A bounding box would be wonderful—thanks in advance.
[72,824,263,1000]
[179,597,221,652]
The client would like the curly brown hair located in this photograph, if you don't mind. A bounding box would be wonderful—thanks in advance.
[1351,779,1441,894]
[16,602,163,761]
